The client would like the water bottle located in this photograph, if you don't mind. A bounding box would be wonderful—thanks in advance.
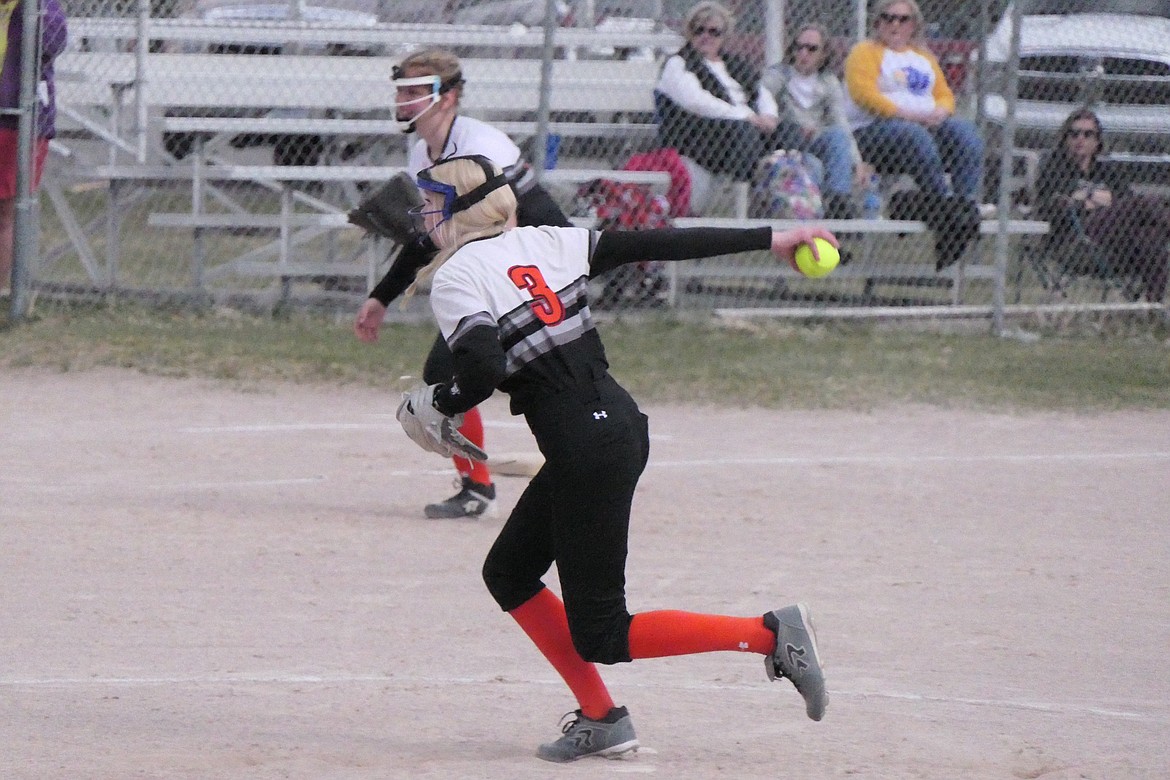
[862,174,882,219]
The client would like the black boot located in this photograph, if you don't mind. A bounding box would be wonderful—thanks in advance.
[933,197,981,270]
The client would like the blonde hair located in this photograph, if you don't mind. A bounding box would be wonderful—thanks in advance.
[870,0,926,49]
[684,1,734,39]
[405,157,518,300]
[396,48,465,102]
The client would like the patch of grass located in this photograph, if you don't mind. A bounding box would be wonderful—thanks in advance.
[0,304,433,386]
[2,304,1168,410]
[613,320,1170,411]
[605,319,1170,410]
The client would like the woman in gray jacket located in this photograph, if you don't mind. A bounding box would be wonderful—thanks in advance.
[763,22,872,218]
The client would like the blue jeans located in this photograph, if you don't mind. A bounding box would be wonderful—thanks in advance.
[773,122,855,197]
[854,117,984,199]
[807,126,856,197]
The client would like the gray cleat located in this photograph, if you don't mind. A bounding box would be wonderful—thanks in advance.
[536,706,639,763]
[764,603,828,721]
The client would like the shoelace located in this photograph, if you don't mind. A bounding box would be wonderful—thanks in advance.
[556,710,584,735]
[439,479,476,503]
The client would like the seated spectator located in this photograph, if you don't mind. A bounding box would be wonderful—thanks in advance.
[655,1,780,184]
[762,22,874,219]
[843,0,985,211]
[1036,108,1170,302]
[844,0,988,268]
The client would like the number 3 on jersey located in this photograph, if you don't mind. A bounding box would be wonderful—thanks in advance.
[508,265,565,326]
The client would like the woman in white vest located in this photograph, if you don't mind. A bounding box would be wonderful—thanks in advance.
[655,1,780,184]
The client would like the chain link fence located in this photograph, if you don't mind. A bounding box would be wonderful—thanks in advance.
[11,0,1169,327]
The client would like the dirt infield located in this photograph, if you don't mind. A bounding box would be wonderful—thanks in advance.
[3,368,1168,779]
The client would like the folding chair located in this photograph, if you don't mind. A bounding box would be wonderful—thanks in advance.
[1025,219,1145,303]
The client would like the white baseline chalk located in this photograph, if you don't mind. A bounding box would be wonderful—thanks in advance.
[180,419,533,433]
[2,672,1163,725]
[173,418,1170,468]
[648,451,1170,469]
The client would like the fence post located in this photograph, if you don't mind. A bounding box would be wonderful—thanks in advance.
[9,0,43,321]
[992,0,1023,335]
[134,0,149,163]
[763,0,783,69]
[531,0,559,181]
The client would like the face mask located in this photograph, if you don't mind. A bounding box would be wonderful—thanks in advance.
[392,74,443,134]
[412,155,511,234]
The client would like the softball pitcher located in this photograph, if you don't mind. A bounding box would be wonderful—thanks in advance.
[393,154,834,762]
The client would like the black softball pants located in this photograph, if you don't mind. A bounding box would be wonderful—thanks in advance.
[481,375,650,665]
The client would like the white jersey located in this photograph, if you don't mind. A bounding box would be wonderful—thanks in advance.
[407,115,522,178]
[431,226,597,380]
[845,45,943,128]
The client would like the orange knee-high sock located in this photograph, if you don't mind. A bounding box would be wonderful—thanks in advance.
[627,610,775,659]
[451,405,492,487]
[509,588,615,720]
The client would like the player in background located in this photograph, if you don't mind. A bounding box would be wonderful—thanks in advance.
[354,49,570,519]
[396,155,834,762]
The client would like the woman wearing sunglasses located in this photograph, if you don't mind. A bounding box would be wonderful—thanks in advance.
[655,1,780,191]
[1036,108,1170,301]
[842,0,988,266]
[762,21,873,219]
[843,0,985,208]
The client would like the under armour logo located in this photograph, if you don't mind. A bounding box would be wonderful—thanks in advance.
[449,382,461,396]
[593,410,608,420]
[738,641,749,651]
[785,643,809,672]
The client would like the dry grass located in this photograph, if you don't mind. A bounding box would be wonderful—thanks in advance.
[3,304,1168,411]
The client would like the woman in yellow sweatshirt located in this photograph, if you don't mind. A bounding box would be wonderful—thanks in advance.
[843,0,984,206]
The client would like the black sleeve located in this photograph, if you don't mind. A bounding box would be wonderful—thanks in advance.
[431,324,506,416]
[368,236,437,306]
[588,226,773,277]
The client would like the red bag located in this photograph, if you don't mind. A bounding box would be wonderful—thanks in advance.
[622,147,693,217]
[576,178,672,231]
[573,178,671,308]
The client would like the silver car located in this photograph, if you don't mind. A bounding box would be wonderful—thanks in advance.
[176,0,662,34]
[980,0,1170,156]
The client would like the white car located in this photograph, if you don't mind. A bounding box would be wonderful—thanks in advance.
[980,0,1170,156]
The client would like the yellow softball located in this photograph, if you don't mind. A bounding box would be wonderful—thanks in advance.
[793,238,840,278]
